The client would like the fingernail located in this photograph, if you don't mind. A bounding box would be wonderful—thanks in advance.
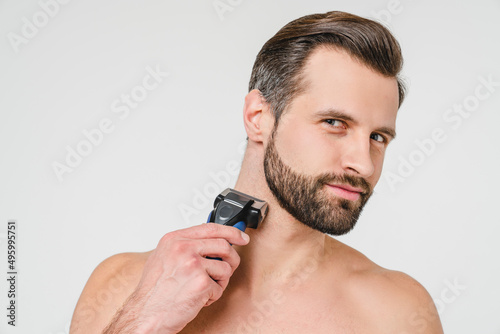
[241,232,250,242]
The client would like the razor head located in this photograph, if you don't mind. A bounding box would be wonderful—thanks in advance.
[210,188,268,229]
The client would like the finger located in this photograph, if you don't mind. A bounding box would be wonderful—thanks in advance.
[197,238,241,272]
[198,274,224,307]
[171,223,250,246]
[202,258,233,289]
[204,283,224,307]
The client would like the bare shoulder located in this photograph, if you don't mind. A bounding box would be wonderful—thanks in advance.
[327,238,443,333]
[70,251,152,334]
[364,268,443,333]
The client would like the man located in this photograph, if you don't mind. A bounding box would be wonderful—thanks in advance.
[70,11,443,333]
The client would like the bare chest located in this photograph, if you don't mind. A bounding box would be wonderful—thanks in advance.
[178,292,369,334]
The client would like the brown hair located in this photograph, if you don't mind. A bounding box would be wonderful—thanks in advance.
[248,11,406,124]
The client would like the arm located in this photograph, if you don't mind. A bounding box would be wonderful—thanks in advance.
[70,223,250,334]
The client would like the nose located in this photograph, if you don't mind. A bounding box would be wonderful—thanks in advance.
[340,134,375,178]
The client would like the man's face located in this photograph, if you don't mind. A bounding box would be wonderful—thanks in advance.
[263,47,399,235]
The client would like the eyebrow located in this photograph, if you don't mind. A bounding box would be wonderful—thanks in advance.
[315,108,397,140]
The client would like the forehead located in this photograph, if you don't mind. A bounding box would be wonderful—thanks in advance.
[289,46,399,127]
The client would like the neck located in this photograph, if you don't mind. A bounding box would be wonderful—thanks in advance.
[229,142,332,296]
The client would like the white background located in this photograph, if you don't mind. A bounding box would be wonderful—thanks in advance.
[1,0,499,333]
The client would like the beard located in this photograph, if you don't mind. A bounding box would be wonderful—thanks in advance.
[263,127,374,236]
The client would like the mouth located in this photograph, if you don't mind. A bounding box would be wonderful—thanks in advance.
[326,183,363,201]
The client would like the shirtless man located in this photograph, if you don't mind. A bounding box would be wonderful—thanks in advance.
[70,11,443,333]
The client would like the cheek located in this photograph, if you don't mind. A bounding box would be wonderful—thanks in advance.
[275,120,338,174]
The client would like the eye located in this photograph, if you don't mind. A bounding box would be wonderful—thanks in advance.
[324,119,345,128]
[370,133,386,143]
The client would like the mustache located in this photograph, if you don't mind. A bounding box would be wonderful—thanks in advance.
[315,173,372,195]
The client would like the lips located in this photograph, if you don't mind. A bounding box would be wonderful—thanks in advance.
[328,183,364,193]
[326,183,363,201]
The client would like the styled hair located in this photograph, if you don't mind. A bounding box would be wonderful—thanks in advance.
[248,11,406,124]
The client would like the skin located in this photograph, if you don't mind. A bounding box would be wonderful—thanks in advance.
[70,47,443,333]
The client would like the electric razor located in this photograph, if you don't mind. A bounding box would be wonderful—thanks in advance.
[206,188,268,233]
[205,188,268,261]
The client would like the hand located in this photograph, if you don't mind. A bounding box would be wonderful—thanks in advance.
[103,223,250,334]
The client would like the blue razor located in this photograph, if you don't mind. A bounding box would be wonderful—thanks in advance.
[206,188,268,260]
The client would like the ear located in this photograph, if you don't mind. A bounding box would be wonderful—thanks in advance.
[243,89,274,143]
